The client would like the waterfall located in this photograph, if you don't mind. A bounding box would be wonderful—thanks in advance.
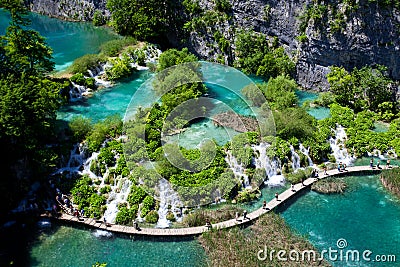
[69,82,86,102]
[299,144,313,166]
[156,179,182,228]
[225,151,251,189]
[103,178,132,223]
[87,64,112,88]
[290,145,301,171]
[329,125,355,166]
[53,143,99,179]
[252,143,285,187]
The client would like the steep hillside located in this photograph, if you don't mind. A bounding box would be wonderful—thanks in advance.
[24,0,400,90]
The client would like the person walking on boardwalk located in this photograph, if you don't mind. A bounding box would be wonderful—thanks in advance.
[275,192,279,201]
[370,158,374,168]
[323,166,327,175]
[205,218,212,230]
[262,200,267,210]
[386,159,391,169]
[377,160,380,169]
[243,210,248,220]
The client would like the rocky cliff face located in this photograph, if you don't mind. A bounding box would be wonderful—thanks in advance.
[25,0,400,90]
[24,0,109,21]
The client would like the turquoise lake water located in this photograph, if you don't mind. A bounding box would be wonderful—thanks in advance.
[1,10,399,267]
[29,225,206,267]
[0,9,119,70]
[281,174,400,266]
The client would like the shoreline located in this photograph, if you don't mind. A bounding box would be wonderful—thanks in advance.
[380,168,400,198]
[44,165,385,237]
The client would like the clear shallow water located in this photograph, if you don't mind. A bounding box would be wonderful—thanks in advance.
[373,122,389,133]
[281,174,400,266]
[296,90,318,106]
[307,106,331,120]
[57,71,153,123]
[0,10,119,70]
[29,225,206,267]
[295,90,331,120]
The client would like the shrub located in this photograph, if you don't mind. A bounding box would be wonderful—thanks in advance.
[93,10,106,26]
[127,185,147,205]
[145,210,159,224]
[70,73,86,85]
[166,212,176,222]
[115,205,138,225]
[140,195,155,217]
[105,55,135,80]
[99,185,112,194]
[68,54,105,75]
[69,116,93,141]
[85,77,96,89]
[215,0,231,12]
[100,37,137,57]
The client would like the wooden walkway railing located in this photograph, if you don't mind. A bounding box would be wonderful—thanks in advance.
[52,165,390,236]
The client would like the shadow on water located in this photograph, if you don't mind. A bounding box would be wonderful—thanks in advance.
[0,213,61,267]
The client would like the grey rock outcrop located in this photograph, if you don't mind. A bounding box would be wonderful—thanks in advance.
[24,0,109,21]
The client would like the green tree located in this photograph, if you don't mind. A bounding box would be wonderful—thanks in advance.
[327,65,394,112]
[156,48,198,71]
[106,0,168,39]
[234,31,295,78]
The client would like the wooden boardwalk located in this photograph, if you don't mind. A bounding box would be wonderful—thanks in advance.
[53,165,389,236]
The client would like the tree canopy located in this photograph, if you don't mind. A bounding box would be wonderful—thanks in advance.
[327,65,394,112]
[106,0,170,39]
[0,2,64,212]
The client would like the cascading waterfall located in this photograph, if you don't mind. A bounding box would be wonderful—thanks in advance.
[53,143,97,178]
[369,149,386,160]
[69,82,86,102]
[290,145,301,171]
[225,151,251,189]
[87,64,112,88]
[329,125,355,166]
[252,143,285,187]
[103,178,132,223]
[299,144,313,166]
[156,178,183,228]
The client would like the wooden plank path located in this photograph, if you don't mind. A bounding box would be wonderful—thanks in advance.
[53,165,391,236]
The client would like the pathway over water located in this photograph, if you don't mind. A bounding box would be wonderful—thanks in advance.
[52,165,390,236]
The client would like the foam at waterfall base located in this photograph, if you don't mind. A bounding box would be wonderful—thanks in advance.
[93,229,113,238]
[156,218,171,229]
[264,175,285,187]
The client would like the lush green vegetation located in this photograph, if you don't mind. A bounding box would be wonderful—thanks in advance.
[183,205,244,227]
[327,65,395,115]
[0,1,68,211]
[234,31,295,79]
[106,0,170,39]
[199,212,329,266]
[71,175,107,218]
[381,168,400,197]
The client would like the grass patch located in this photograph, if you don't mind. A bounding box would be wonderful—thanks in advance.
[381,168,400,197]
[183,205,244,227]
[311,178,347,194]
[199,212,331,266]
